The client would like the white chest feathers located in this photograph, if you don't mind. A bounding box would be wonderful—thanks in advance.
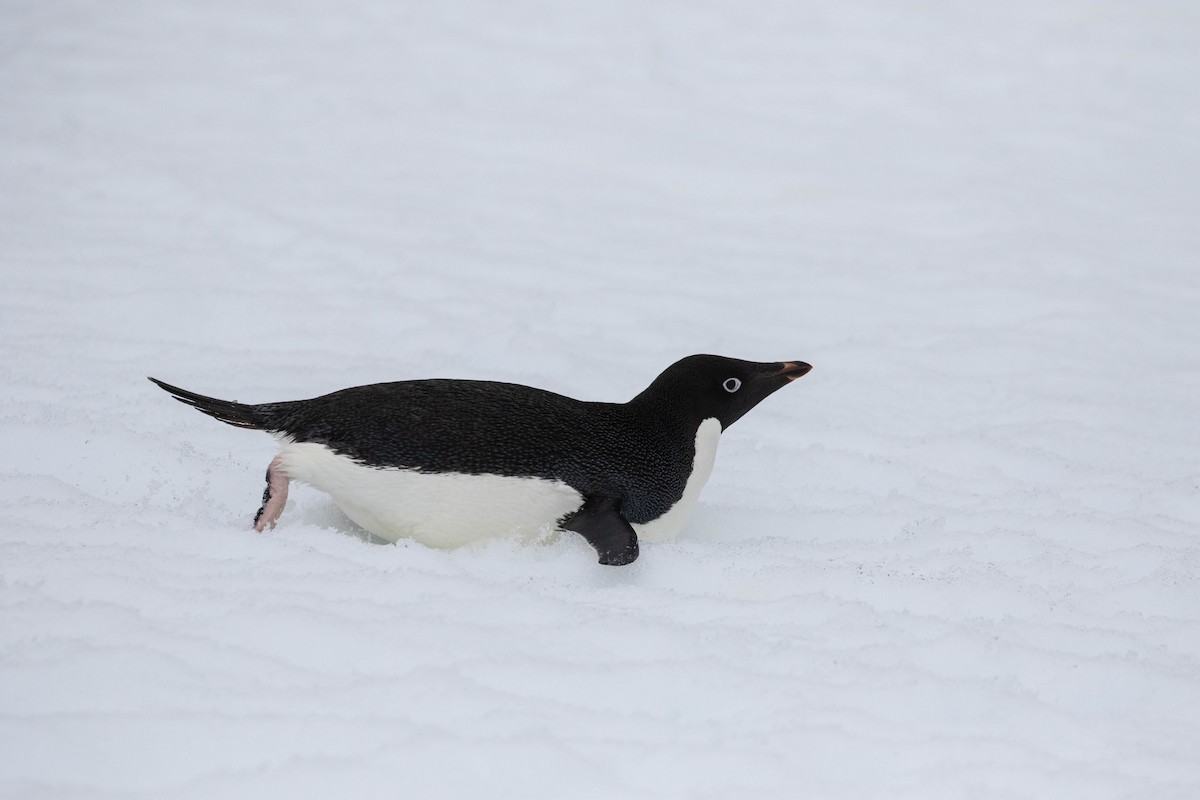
[633,417,721,543]
[273,417,721,549]
[275,440,583,547]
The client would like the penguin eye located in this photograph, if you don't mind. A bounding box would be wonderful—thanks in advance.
[722,377,741,393]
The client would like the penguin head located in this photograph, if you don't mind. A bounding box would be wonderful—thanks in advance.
[634,354,811,430]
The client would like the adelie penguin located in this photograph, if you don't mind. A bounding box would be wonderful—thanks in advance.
[150,355,811,565]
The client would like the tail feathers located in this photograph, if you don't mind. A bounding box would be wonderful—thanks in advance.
[148,377,269,430]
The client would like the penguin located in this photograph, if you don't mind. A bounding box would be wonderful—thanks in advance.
[149,355,811,565]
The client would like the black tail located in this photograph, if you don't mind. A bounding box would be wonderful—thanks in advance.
[148,377,269,430]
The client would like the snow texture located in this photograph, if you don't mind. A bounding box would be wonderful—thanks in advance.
[2,1,1199,798]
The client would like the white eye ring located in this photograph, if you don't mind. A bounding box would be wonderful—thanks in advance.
[723,377,741,393]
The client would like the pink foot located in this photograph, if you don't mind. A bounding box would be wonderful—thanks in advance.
[253,455,289,531]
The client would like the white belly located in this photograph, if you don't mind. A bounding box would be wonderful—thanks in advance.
[276,440,584,547]
[633,417,721,543]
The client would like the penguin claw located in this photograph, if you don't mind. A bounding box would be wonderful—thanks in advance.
[252,455,289,532]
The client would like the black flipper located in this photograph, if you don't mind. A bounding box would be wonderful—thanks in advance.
[561,496,639,566]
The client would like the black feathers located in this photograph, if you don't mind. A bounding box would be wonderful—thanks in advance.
[148,378,268,430]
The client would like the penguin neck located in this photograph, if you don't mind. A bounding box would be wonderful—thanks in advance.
[632,416,723,541]
[624,391,718,439]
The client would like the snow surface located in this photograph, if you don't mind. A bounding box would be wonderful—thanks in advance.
[3,1,1199,798]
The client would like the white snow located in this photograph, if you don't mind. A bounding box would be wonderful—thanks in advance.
[2,1,1199,798]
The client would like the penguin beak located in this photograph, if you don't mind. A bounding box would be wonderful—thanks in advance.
[775,361,812,381]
